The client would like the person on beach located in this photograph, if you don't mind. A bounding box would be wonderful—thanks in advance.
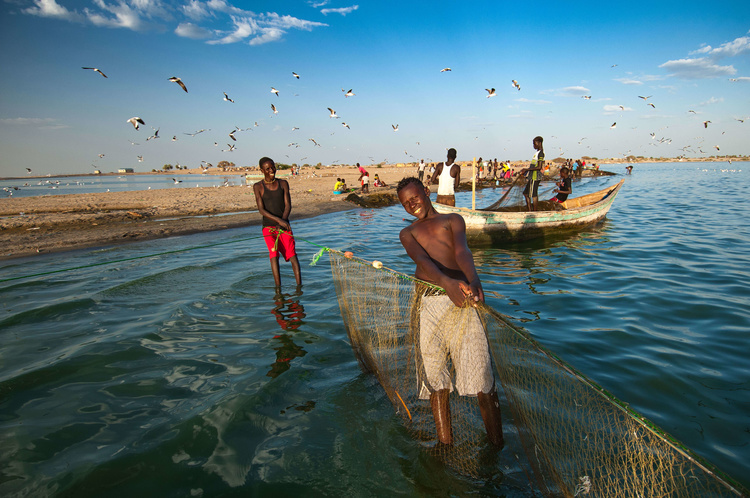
[520,136,545,211]
[417,159,426,182]
[253,157,302,289]
[551,166,572,203]
[357,163,369,193]
[431,148,461,206]
[397,176,503,447]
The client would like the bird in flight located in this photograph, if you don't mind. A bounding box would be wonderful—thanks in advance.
[485,88,496,98]
[137,155,143,162]
[172,135,178,141]
[582,95,591,100]
[343,89,355,98]
[271,87,279,97]
[229,130,237,141]
[292,72,300,79]
[291,126,300,131]
[440,68,451,72]
[648,103,655,108]
[512,80,521,91]
[342,122,350,129]
[169,77,188,93]
[223,144,236,152]
[392,124,399,131]
[223,92,234,103]
[309,138,320,147]
[127,117,145,130]
[82,67,107,78]
[147,128,160,141]
[610,122,617,129]
[327,107,339,118]
[271,104,278,114]
[638,95,652,101]
[703,121,711,128]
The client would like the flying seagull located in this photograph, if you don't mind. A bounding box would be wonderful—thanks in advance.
[223,92,234,103]
[137,155,143,162]
[292,72,300,79]
[271,103,278,114]
[229,130,237,141]
[638,95,652,101]
[343,89,355,98]
[147,128,160,141]
[703,120,711,128]
[127,117,145,130]
[485,88,496,98]
[610,122,617,129]
[582,95,592,100]
[172,135,178,141]
[82,67,107,78]
[648,103,656,108]
[342,122,350,129]
[440,68,451,72]
[271,87,279,97]
[169,76,188,93]
[392,124,399,131]
[327,107,339,118]
[512,79,521,91]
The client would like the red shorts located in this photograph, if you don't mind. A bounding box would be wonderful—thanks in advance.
[263,226,297,261]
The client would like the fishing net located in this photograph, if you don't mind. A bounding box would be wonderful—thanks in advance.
[328,250,748,496]
[482,174,559,212]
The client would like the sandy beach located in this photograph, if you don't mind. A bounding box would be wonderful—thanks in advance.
[0,164,444,259]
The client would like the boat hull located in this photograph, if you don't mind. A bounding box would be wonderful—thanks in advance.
[434,180,624,244]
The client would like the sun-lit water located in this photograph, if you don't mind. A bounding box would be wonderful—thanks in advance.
[1,174,247,198]
[1,162,748,496]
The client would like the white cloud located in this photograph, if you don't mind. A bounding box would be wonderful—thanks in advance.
[659,58,736,79]
[549,86,590,97]
[699,97,724,106]
[516,98,551,104]
[19,0,328,46]
[603,105,632,113]
[310,1,330,7]
[249,28,283,45]
[694,33,750,58]
[614,77,643,85]
[321,5,359,16]
[182,0,211,20]
[85,0,144,30]
[22,0,83,22]
[175,22,212,39]
[0,117,66,129]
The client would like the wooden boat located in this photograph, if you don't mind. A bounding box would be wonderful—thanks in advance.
[433,179,624,244]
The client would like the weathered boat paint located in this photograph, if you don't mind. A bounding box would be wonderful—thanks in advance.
[434,180,624,244]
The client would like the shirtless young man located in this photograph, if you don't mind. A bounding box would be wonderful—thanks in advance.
[397,177,503,446]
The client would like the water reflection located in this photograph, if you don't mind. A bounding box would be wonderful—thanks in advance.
[267,288,307,378]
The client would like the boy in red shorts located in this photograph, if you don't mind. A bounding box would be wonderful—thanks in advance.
[253,157,302,289]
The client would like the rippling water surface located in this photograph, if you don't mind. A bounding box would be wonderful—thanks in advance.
[1,162,748,496]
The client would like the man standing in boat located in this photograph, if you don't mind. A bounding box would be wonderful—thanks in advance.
[397,176,504,447]
[430,148,460,206]
[521,136,545,211]
[253,156,302,289]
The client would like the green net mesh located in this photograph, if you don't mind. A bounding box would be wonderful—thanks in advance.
[328,250,747,496]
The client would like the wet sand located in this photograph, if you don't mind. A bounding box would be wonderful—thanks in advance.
[0,165,425,259]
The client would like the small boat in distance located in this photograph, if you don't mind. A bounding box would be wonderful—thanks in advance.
[433,179,624,244]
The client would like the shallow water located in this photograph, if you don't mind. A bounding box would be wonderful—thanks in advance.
[1,174,246,198]
[1,162,748,496]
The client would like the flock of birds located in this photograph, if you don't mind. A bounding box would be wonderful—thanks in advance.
[80,65,540,171]
[68,65,749,175]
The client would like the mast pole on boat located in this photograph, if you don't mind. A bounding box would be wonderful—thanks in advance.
[472,157,476,210]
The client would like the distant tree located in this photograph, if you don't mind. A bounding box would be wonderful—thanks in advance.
[162,164,173,171]
[302,163,310,168]
[217,160,231,170]
[277,163,292,170]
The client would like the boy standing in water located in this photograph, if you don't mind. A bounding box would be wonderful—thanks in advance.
[253,157,302,289]
[397,177,503,447]
[521,136,545,211]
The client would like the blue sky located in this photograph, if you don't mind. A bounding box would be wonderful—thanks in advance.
[1,0,749,177]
